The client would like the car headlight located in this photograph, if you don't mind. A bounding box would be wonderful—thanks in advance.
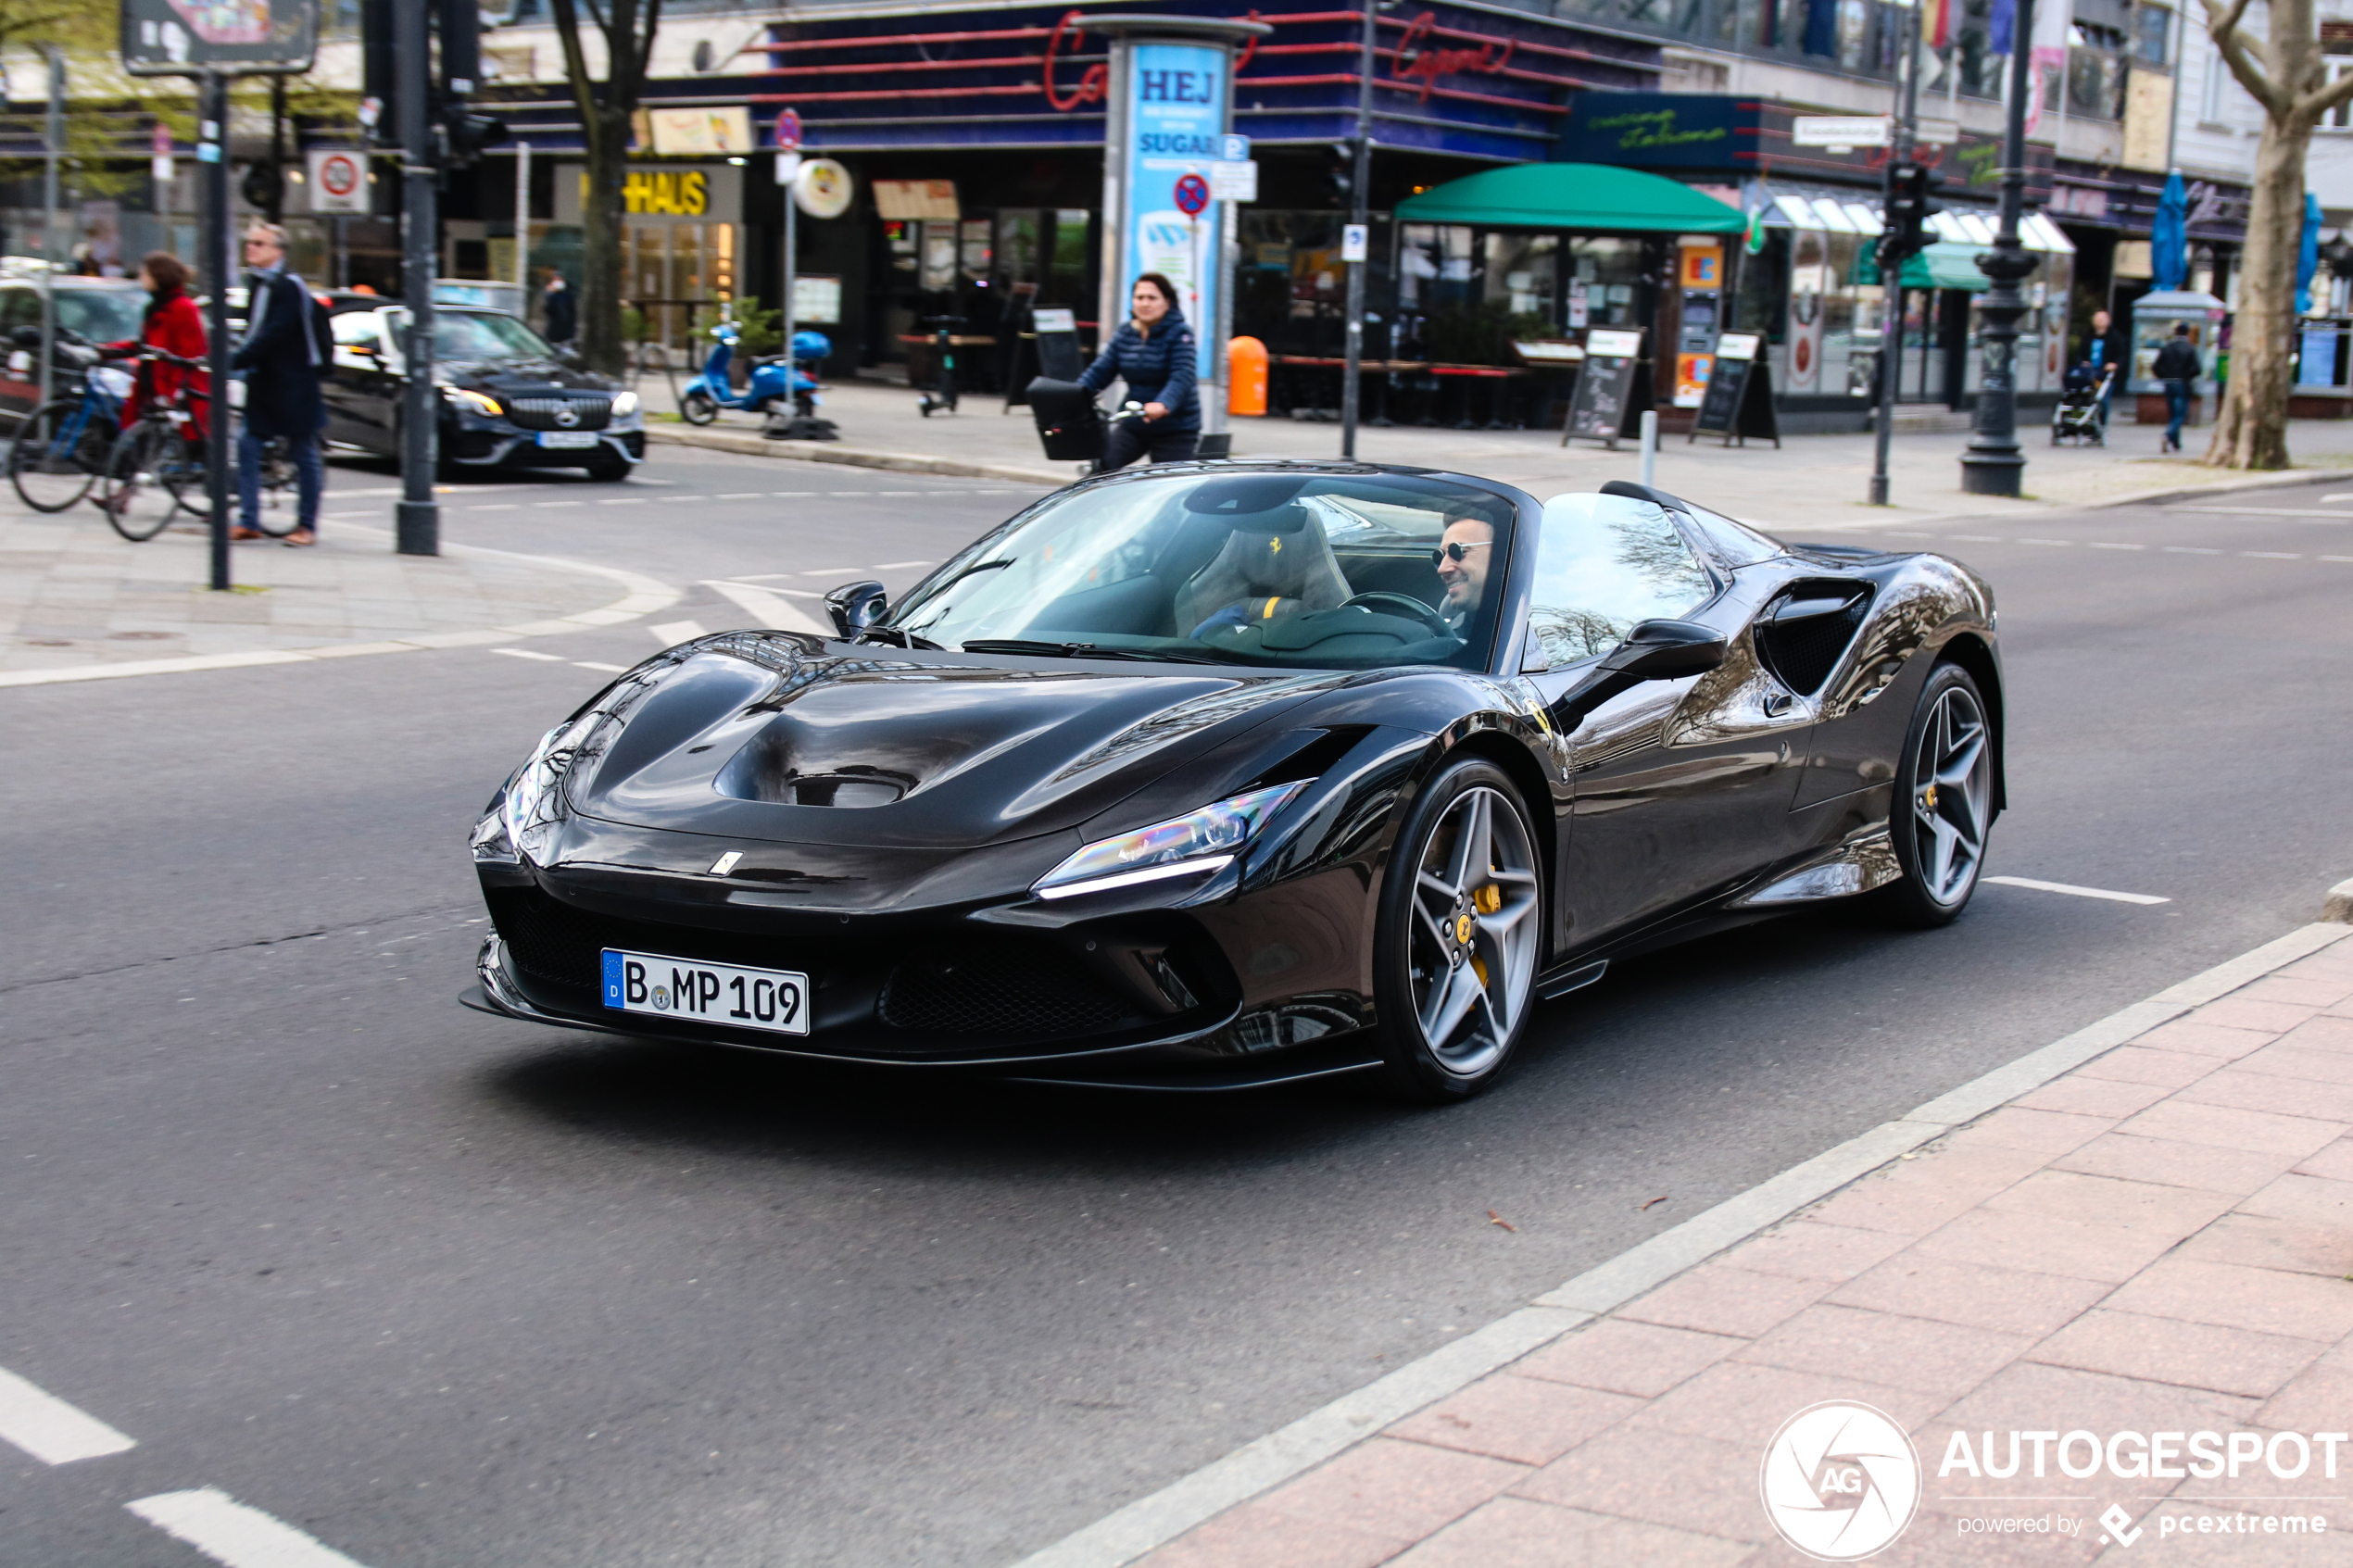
[610,390,639,417]
[443,386,503,417]
[1034,781,1309,900]
[476,714,598,865]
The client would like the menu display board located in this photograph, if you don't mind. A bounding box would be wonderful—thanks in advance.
[1561,328,1649,449]
[1689,332,1780,447]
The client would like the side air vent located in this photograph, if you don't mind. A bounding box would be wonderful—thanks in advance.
[1755,583,1870,696]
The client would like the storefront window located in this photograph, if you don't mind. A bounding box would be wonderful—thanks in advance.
[1484,233,1559,324]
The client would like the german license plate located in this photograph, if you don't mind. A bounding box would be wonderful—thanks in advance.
[600,948,810,1035]
[537,431,599,449]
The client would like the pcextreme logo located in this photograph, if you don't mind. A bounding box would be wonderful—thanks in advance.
[1760,1401,1922,1561]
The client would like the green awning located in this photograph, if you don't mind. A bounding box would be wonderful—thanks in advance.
[1392,163,1747,234]
[1903,242,1992,292]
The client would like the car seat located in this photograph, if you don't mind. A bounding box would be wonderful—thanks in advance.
[1173,501,1354,637]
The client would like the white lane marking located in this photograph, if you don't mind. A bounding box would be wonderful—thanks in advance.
[2086,541,2143,550]
[328,486,403,496]
[701,580,828,635]
[321,512,376,521]
[533,500,582,508]
[1950,533,2004,542]
[825,490,874,496]
[724,572,794,581]
[598,497,647,506]
[2321,494,2353,502]
[469,504,518,512]
[2016,537,2073,546]
[573,660,628,672]
[876,490,926,495]
[1881,530,1935,538]
[716,492,764,499]
[2323,555,2353,563]
[2163,545,2222,554]
[490,647,565,662]
[129,1489,372,1568]
[716,580,823,598]
[871,559,936,570]
[649,620,708,644]
[799,568,864,576]
[1985,875,2171,905]
[0,1364,136,1464]
[772,491,816,496]
[2242,550,2302,558]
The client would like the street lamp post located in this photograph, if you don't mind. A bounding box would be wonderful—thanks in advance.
[1959,0,2038,496]
[1869,0,1920,508]
[1339,0,1376,459]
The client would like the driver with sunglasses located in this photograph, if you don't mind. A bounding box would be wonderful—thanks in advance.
[1433,513,1495,633]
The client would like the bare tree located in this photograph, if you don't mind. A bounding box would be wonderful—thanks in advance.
[550,0,661,377]
[2198,0,2353,468]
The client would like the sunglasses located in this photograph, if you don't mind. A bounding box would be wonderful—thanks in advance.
[1430,540,1493,565]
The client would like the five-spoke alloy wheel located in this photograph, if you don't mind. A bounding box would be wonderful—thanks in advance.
[1879,662,1994,926]
[1374,759,1543,1102]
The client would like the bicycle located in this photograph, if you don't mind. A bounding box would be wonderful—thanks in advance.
[6,329,131,513]
[98,348,215,543]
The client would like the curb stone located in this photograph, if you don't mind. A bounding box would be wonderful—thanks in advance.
[1006,891,2353,1568]
[648,425,1071,486]
[2082,463,2353,509]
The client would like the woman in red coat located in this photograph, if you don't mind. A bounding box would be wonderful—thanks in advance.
[100,251,209,438]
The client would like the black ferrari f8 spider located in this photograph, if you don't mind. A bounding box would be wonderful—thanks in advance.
[463,465,2002,1102]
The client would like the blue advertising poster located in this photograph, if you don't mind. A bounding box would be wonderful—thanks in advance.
[1122,41,1227,383]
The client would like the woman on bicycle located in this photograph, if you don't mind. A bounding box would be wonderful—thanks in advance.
[1076,272,1200,470]
[99,251,209,439]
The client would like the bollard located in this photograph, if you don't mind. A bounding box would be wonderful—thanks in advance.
[1639,408,1658,491]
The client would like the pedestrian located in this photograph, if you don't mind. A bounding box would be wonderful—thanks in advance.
[2085,308,2116,416]
[229,221,329,546]
[542,270,577,346]
[1077,273,1200,470]
[2154,321,2200,454]
[96,251,209,442]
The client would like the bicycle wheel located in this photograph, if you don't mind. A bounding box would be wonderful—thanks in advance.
[8,399,108,512]
[99,425,182,542]
[157,430,213,521]
[247,439,298,536]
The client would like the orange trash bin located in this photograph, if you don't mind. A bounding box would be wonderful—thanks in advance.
[1228,335,1268,417]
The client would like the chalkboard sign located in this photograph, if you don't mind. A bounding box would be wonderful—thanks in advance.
[1560,328,1650,450]
[1689,332,1781,447]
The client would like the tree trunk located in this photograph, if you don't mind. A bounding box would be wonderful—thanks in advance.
[2204,115,2308,469]
[577,107,633,379]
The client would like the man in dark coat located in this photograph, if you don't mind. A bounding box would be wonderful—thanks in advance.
[542,271,578,346]
[230,222,328,546]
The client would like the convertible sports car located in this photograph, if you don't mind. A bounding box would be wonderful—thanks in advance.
[463,464,2002,1101]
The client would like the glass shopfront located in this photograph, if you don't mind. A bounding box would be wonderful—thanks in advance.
[544,162,743,351]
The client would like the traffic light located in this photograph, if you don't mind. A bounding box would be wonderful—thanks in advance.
[240,160,284,215]
[444,109,509,167]
[359,0,396,146]
[1327,142,1354,207]
[1881,161,1944,266]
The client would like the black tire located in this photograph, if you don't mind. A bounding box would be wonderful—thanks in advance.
[1370,758,1545,1104]
[680,391,719,426]
[1872,662,1994,928]
[8,399,109,512]
[584,455,632,483]
[98,424,182,542]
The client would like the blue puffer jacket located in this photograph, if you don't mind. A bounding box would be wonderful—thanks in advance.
[1077,309,1200,433]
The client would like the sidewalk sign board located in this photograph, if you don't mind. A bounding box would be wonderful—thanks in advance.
[1030,307,1084,381]
[1690,332,1780,446]
[1561,328,1652,449]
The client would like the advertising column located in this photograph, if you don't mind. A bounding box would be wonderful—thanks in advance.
[1123,41,1225,388]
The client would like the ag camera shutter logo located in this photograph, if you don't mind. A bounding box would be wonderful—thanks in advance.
[1760,1401,1921,1560]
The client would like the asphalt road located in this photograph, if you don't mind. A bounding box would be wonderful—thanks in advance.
[2,450,2349,1567]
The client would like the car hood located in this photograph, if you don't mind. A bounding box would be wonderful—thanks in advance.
[565,633,1343,850]
[445,358,617,395]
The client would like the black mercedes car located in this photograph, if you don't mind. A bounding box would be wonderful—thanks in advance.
[323,303,643,481]
[464,465,2002,1101]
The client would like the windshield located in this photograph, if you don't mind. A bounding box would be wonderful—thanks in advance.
[57,290,145,344]
[886,470,1518,670]
[430,311,554,361]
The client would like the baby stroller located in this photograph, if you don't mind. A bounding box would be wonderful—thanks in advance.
[2051,361,2115,445]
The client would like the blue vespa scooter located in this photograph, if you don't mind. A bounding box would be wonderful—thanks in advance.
[678,323,829,426]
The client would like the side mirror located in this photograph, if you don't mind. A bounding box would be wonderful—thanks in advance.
[1549,619,1727,734]
[1597,619,1728,680]
[9,325,41,348]
[824,580,888,637]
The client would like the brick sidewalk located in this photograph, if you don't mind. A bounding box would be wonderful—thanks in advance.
[1137,933,2353,1567]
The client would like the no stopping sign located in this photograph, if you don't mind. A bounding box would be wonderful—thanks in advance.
[1174,172,1210,217]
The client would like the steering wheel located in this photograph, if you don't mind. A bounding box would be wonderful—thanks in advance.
[1339,591,1453,636]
